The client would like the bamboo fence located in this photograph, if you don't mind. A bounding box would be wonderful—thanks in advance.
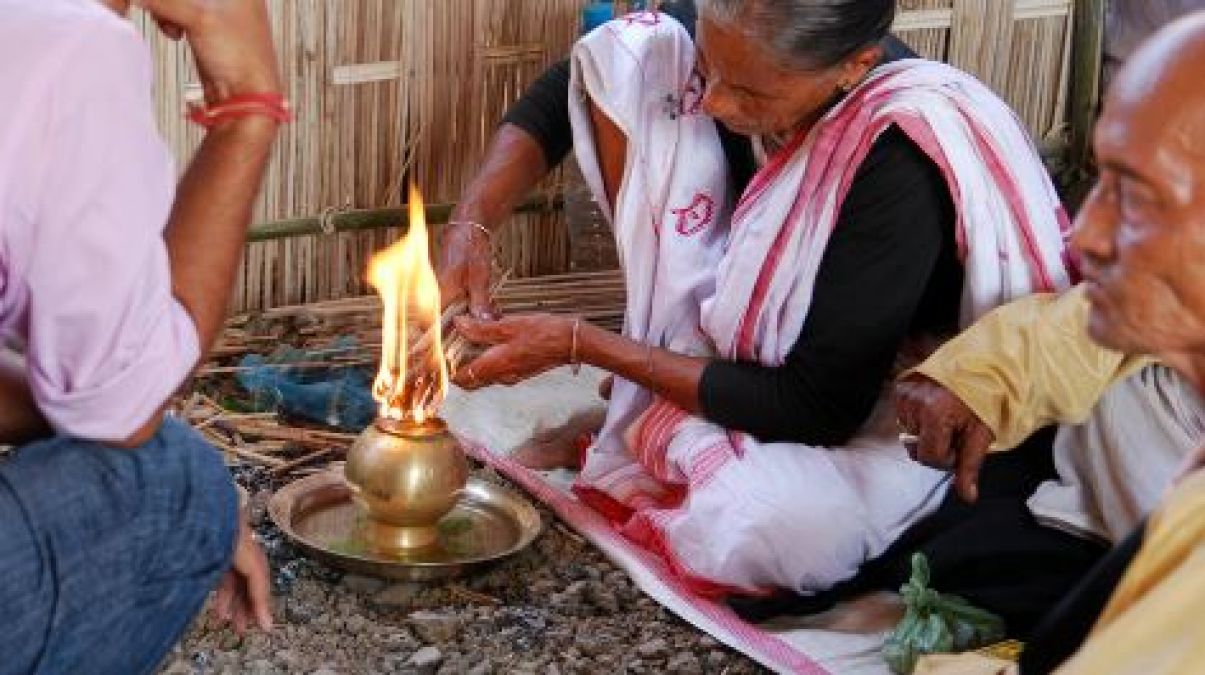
[137,0,1081,313]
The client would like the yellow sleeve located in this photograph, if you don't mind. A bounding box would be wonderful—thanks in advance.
[1058,471,1205,674]
[909,286,1149,450]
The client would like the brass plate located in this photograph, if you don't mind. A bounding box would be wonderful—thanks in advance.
[269,471,543,581]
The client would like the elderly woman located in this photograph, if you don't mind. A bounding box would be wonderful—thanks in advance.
[442,0,1072,596]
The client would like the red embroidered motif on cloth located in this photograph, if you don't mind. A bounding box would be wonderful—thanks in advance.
[671,193,715,236]
[622,11,661,27]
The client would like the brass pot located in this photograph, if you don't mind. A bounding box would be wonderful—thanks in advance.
[344,417,469,551]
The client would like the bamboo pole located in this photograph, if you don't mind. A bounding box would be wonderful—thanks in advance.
[247,194,564,242]
[1068,0,1107,180]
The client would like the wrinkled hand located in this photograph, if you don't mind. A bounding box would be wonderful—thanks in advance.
[894,374,994,503]
[134,0,281,103]
[211,519,273,635]
[452,314,573,389]
[437,224,497,320]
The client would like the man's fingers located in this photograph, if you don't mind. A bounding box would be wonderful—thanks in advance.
[240,543,275,632]
[153,16,185,40]
[954,423,993,503]
[915,418,955,470]
[213,574,236,622]
[133,0,202,30]
[232,602,248,635]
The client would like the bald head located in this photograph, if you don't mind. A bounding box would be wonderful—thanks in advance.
[1072,11,1205,384]
[1108,12,1205,169]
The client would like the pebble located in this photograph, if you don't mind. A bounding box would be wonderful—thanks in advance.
[667,651,701,673]
[585,583,619,613]
[408,646,444,671]
[573,633,604,657]
[408,610,463,644]
[637,637,669,659]
[465,658,493,675]
[246,659,277,675]
[281,597,318,626]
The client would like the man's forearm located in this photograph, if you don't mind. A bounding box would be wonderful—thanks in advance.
[449,123,550,231]
[165,116,278,352]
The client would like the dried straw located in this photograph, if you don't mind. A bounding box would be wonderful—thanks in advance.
[134,0,1075,312]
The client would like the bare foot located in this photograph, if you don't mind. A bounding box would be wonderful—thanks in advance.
[513,406,607,470]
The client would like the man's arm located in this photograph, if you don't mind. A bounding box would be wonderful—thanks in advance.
[896,286,1149,502]
[13,3,281,447]
[907,286,1148,448]
[118,116,278,447]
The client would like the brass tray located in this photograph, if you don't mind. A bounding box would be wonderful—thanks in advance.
[268,470,542,581]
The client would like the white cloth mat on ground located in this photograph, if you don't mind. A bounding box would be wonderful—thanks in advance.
[443,367,896,674]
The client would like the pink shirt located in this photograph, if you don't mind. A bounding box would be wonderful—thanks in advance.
[0,0,200,440]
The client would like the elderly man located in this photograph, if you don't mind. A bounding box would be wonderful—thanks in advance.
[0,0,285,672]
[903,11,1205,672]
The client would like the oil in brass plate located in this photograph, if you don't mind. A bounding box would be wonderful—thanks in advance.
[344,417,469,553]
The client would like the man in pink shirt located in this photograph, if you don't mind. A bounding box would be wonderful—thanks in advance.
[0,0,283,671]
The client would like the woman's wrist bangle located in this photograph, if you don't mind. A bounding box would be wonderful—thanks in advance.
[449,220,493,244]
[569,318,582,376]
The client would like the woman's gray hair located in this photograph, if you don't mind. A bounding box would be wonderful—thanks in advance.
[697,0,896,70]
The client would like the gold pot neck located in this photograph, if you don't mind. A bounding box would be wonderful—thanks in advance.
[374,416,448,439]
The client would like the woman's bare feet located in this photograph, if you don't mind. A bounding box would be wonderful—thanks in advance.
[513,405,607,470]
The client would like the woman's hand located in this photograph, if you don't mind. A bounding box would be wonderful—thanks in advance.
[436,224,497,320]
[452,314,575,389]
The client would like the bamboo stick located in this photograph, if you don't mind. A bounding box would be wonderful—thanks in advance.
[270,447,340,476]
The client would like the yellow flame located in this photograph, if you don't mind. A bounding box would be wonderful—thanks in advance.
[367,182,449,423]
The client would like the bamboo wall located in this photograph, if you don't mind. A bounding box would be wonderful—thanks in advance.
[138,0,1074,312]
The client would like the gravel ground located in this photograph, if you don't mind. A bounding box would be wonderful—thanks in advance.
[159,463,767,674]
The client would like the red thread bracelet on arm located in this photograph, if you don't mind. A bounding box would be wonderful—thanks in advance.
[187,93,293,128]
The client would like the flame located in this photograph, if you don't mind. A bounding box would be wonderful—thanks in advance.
[367,182,449,423]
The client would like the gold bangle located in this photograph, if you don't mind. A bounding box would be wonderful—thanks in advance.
[570,318,582,376]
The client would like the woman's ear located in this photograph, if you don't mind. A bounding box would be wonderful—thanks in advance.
[839,45,885,91]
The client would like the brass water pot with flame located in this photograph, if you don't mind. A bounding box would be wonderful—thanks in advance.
[344,416,469,551]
